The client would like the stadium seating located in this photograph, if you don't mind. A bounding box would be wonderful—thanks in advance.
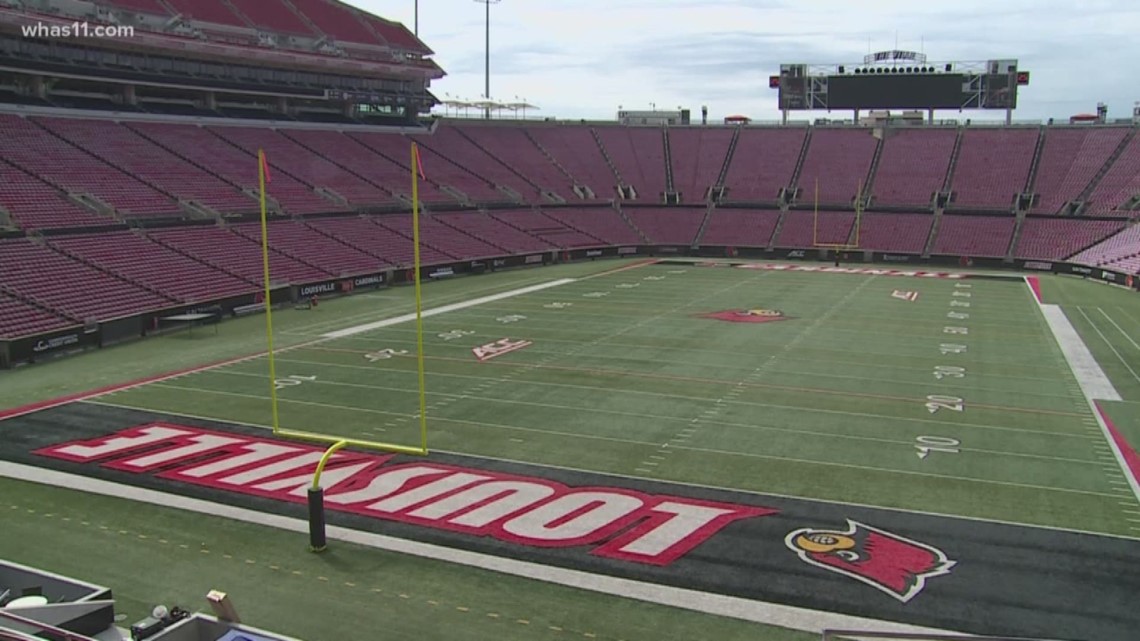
[456,125,577,201]
[225,0,315,35]
[434,212,550,254]
[37,117,254,216]
[0,238,176,321]
[0,161,109,229]
[1013,217,1124,260]
[526,127,618,200]
[411,127,540,201]
[2,109,1138,338]
[0,289,76,339]
[722,128,806,203]
[288,0,380,45]
[855,213,935,254]
[489,210,604,248]
[699,209,780,247]
[279,129,408,205]
[164,0,247,27]
[230,221,387,276]
[0,115,182,219]
[541,208,643,245]
[359,14,431,53]
[932,215,1015,257]
[213,125,381,208]
[623,208,704,245]
[872,129,956,207]
[48,231,255,303]
[146,226,330,284]
[669,128,735,204]
[1084,134,1140,215]
[775,211,855,248]
[1030,127,1130,214]
[347,131,482,203]
[373,214,502,260]
[796,128,878,205]
[101,0,168,14]
[948,128,1038,210]
[1069,224,1140,273]
[127,122,334,215]
[595,128,668,202]
[304,216,447,266]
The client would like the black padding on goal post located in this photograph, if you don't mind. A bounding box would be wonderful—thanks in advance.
[308,486,327,553]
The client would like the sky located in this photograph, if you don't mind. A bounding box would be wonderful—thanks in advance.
[349,0,1140,123]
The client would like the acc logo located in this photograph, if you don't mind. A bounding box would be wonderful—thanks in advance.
[785,520,954,602]
[701,308,791,324]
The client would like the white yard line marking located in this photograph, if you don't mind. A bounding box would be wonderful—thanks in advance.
[1078,307,1140,386]
[1097,307,1140,351]
[0,462,962,639]
[1039,305,1121,401]
[1028,281,1140,510]
[321,279,578,339]
[84,396,1117,499]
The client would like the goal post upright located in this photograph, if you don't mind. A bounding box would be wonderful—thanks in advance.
[301,143,431,553]
[257,149,281,433]
[411,143,429,454]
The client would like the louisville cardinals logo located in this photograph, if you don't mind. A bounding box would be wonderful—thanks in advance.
[785,520,954,602]
[701,308,792,324]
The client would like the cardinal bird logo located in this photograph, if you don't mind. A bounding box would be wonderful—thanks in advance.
[785,520,955,603]
[701,308,792,324]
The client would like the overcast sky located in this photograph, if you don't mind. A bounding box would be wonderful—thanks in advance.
[350,0,1138,122]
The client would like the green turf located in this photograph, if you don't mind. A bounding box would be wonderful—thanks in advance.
[4,258,1140,641]
[87,262,1140,536]
[0,477,816,641]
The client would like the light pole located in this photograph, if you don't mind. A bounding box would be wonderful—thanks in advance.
[473,0,501,120]
[414,0,418,36]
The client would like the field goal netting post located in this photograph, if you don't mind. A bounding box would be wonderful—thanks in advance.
[254,146,430,552]
[812,178,863,257]
[822,630,1047,641]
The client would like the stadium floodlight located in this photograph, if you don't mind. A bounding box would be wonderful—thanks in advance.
[473,0,502,119]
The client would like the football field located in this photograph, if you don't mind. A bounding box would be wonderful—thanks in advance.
[4,258,1140,641]
[85,260,1140,537]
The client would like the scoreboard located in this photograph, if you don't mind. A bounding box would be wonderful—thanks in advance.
[771,57,1028,112]
[826,74,965,110]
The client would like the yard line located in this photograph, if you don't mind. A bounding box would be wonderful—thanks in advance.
[192,370,1091,441]
[133,382,1104,472]
[0,460,969,639]
[78,398,1140,542]
[295,341,1083,415]
[1097,307,1140,350]
[1076,307,1140,386]
[330,330,1074,377]
[320,278,579,339]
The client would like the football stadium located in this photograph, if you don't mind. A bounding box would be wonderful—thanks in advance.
[0,1,1139,640]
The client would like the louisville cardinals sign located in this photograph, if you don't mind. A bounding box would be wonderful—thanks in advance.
[785,520,955,602]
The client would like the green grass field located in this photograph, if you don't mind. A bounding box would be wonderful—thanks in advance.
[3,258,1140,641]
[83,260,1140,535]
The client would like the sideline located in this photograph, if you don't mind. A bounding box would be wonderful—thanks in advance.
[320,278,576,339]
[0,462,960,639]
[0,278,578,423]
[1025,277,1139,506]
